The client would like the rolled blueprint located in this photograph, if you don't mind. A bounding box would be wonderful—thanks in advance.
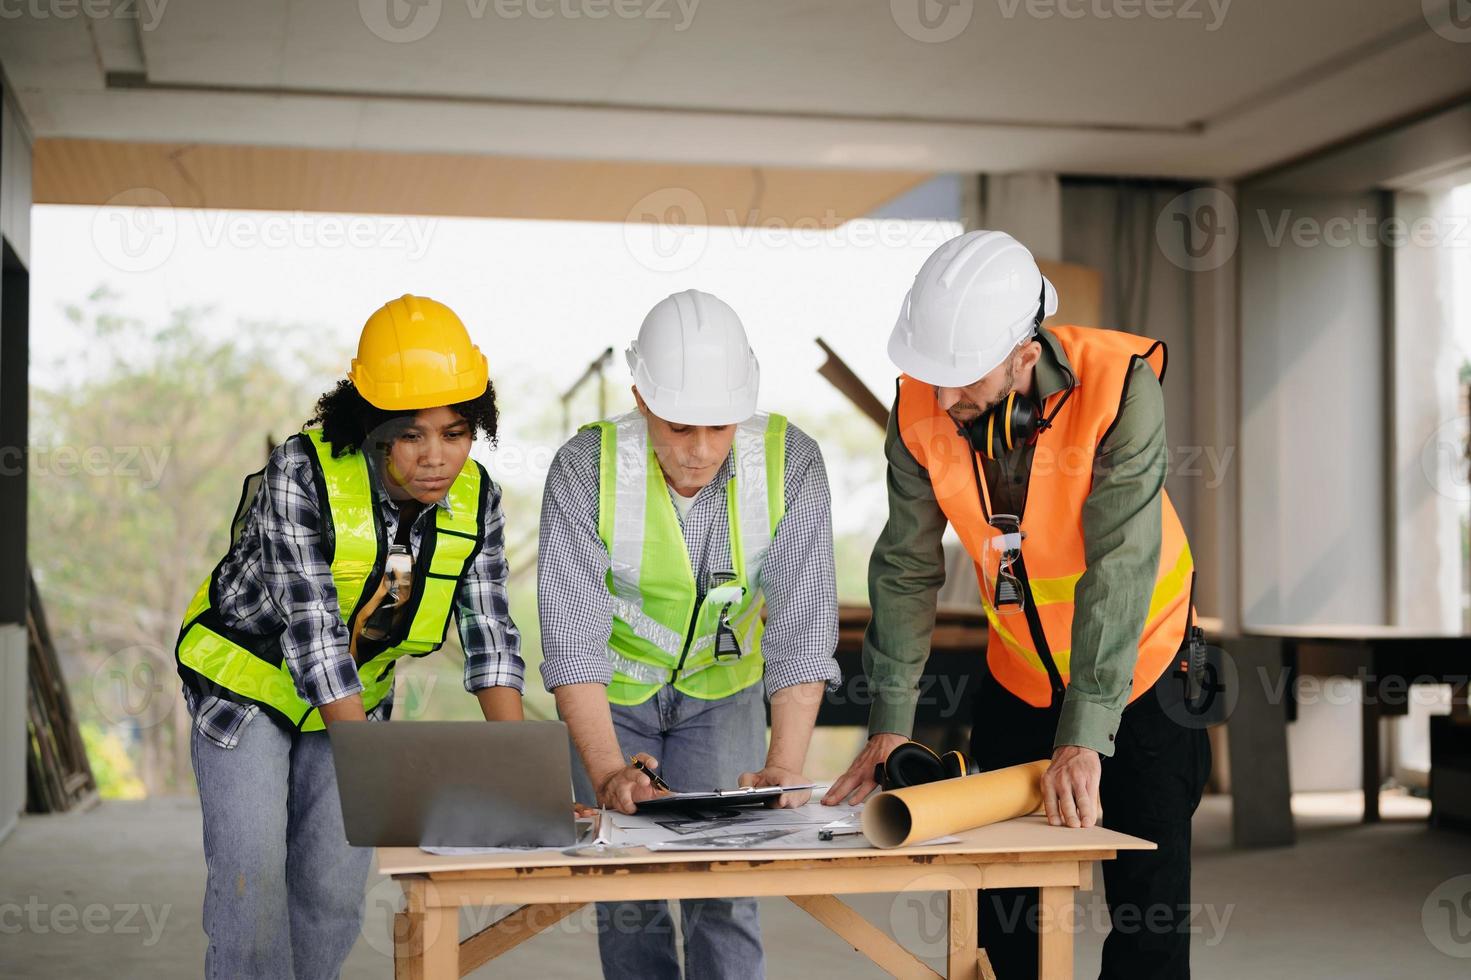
[861,759,1051,848]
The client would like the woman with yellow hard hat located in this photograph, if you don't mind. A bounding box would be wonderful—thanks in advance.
[173,295,524,978]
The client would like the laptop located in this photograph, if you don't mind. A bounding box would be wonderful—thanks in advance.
[330,720,578,848]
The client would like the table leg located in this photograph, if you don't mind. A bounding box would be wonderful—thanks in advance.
[1036,886,1074,980]
[948,888,978,980]
[1363,677,1381,823]
[420,904,459,980]
[393,911,423,980]
[1227,635,1296,847]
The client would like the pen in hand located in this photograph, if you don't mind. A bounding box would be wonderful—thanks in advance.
[631,755,674,793]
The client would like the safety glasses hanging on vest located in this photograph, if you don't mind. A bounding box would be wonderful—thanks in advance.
[353,544,413,655]
[985,514,1027,615]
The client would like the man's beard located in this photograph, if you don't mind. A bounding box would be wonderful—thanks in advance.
[951,357,1018,422]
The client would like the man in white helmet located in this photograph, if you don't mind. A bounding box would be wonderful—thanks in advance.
[825,231,1209,977]
[539,289,840,980]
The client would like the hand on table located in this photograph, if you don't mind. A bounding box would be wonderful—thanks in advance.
[739,764,811,808]
[1042,745,1102,828]
[821,732,909,806]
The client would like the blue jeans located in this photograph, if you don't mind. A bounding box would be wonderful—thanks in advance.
[571,682,768,980]
[190,717,374,980]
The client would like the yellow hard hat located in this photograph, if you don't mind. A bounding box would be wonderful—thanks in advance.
[349,295,489,411]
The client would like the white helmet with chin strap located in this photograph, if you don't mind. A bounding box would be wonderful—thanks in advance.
[888,230,1058,387]
[626,289,760,426]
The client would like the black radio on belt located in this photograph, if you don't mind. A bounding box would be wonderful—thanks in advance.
[1184,626,1208,703]
[1161,625,1229,727]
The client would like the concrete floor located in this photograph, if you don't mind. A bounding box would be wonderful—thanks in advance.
[2,792,1469,979]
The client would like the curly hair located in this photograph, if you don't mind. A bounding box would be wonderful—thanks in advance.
[307,379,500,458]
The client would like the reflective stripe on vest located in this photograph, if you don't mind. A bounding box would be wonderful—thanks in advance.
[584,411,787,705]
[173,428,486,731]
[897,325,1195,709]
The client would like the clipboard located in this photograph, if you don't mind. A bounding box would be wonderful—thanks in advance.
[633,784,818,814]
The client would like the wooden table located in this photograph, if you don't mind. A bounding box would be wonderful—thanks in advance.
[1244,625,1469,825]
[379,815,1153,979]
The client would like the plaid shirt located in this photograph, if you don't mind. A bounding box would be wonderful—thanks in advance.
[184,435,524,749]
[538,421,840,697]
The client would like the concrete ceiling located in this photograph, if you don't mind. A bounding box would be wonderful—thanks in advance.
[3,0,1469,179]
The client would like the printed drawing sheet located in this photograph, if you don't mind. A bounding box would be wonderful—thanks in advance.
[416,805,960,855]
[604,801,959,851]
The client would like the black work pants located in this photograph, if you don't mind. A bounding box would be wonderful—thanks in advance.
[969,675,1211,979]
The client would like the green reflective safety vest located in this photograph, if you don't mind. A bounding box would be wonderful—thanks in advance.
[584,411,787,706]
[173,427,487,732]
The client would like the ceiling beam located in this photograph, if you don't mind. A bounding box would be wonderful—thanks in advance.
[33,138,933,226]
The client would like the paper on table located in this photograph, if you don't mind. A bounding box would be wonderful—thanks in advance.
[416,805,962,854]
[645,824,961,851]
[605,801,956,851]
[606,801,862,846]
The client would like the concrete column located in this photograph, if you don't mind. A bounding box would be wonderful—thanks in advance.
[0,67,33,838]
[1391,188,1464,631]
[1188,183,1242,632]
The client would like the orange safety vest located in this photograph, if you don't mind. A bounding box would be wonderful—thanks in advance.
[897,325,1195,709]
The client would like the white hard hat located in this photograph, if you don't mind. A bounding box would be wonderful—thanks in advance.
[626,290,760,426]
[888,230,1058,387]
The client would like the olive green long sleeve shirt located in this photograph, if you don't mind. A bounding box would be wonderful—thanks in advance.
[863,328,1168,757]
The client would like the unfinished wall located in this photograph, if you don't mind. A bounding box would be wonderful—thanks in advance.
[1238,190,1388,627]
[1060,180,1200,552]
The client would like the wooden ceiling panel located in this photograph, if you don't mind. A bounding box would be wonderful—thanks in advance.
[34,139,933,228]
